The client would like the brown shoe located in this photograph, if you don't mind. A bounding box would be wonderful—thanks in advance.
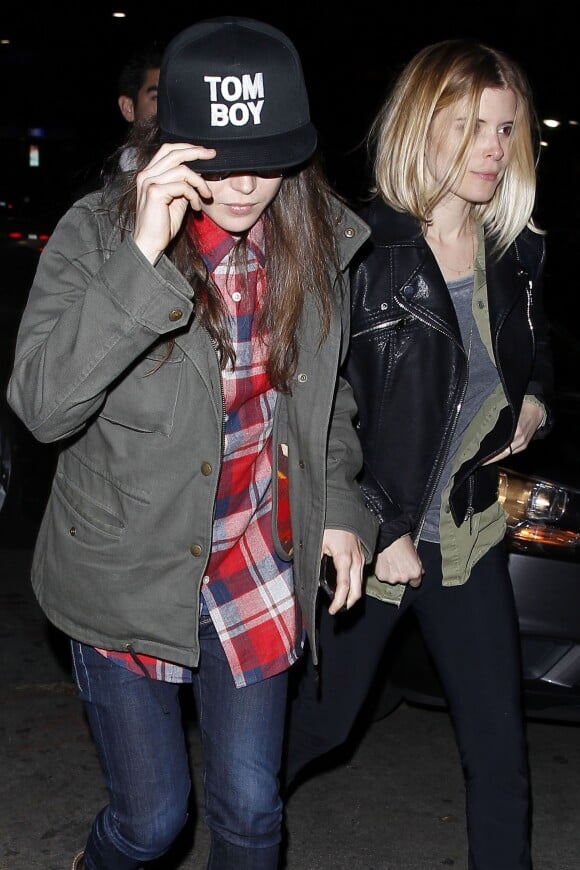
[71,851,84,869]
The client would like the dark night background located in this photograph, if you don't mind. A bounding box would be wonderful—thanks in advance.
[0,2,578,215]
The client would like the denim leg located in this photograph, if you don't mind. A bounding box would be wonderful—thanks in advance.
[190,615,288,870]
[415,542,531,870]
[207,831,280,870]
[71,642,190,869]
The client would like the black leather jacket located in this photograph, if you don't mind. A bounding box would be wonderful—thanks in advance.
[346,199,554,552]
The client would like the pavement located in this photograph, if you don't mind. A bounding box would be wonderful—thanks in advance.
[1,543,579,870]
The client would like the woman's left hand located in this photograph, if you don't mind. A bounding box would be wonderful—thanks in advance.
[321,529,365,614]
[485,399,545,464]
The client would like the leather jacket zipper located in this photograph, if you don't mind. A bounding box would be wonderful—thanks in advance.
[396,303,469,543]
[351,314,409,339]
[465,476,475,534]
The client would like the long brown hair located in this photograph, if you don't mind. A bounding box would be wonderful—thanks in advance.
[106,119,341,393]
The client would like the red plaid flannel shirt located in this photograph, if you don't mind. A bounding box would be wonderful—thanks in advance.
[97,213,302,687]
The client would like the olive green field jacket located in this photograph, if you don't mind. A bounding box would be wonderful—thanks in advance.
[7,191,378,667]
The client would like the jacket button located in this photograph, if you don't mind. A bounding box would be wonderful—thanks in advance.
[344,227,355,239]
[201,462,212,476]
[477,300,485,309]
[69,526,76,537]
[297,372,307,383]
[190,544,203,557]
[168,308,184,322]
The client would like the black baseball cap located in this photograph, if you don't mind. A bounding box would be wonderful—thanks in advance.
[157,16,318,174]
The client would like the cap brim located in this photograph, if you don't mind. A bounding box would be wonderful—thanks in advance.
[159,122,317,174]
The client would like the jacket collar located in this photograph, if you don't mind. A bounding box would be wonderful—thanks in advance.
[359,197,423,245]
[331,197,371,270]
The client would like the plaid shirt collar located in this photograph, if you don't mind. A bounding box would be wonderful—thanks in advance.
[95,209,302,688]
[188,212,266,270]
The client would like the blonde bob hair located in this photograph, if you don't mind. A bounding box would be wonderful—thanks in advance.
[369,39,543,256]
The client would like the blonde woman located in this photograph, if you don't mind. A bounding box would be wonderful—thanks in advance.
[286,39,553,870]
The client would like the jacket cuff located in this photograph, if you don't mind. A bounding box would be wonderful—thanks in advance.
[377,516,413,552]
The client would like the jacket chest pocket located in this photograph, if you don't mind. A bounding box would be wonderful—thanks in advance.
[100,344,185,435]
[351,310,417,344]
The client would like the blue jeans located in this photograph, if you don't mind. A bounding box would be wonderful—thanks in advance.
[285,541,531,870]
[72,613,288,869]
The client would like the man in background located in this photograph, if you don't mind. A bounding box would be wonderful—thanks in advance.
[70,45,162,198]
[117,46,161,124]
[116,46,162,170]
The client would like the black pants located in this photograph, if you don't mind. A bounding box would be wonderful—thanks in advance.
[284,541,531,870]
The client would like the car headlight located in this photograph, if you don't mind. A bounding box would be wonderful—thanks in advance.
[498,468,580,555]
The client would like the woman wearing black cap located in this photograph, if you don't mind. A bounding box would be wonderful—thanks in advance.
[6,16,377,870]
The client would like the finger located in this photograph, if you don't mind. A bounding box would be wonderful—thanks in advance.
[328,595,348,616]
[328,556,362,614]
[146,143,217,171]
[328,572,350,614]
[138,150,217,196]
[139,168,213,202]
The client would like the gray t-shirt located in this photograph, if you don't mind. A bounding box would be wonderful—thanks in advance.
[420,274,499,543]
